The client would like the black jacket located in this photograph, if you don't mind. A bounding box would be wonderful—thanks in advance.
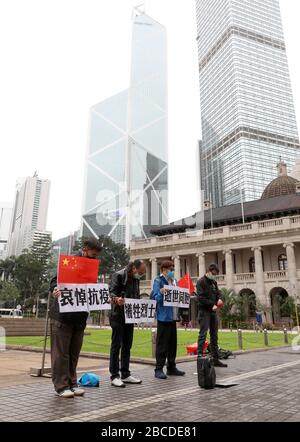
[109,266,140,323]
[49,275,88,329]
[196,275,221,313]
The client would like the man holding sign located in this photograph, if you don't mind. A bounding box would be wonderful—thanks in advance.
[49,238,102,398]
[152,260,186,380]
[109,260,146,388]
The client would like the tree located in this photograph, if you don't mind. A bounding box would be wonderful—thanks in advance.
[73,236,130,278]
[219,288,258,326]
[0,256,17,281]
[0,281,21,308]
[279,295,295,318]
[218,288,239,327]
[14,251,45,301]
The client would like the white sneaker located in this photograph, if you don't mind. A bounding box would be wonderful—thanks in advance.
[71,387,85,396]
[55,389,74,398]
[111,377,126,388]
[122,375,142,384]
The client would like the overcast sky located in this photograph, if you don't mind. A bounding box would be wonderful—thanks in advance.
[0,0,299,240]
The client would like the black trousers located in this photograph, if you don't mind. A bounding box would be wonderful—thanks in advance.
[109,320,134,380]
[50,319,85,393]
[155,321,177,371]
[197,311,219,360]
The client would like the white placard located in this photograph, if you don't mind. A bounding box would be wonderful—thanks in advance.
[124,298,157,324]
[58,283,111,313]
[163,285,190,309]
[86,284,111,311]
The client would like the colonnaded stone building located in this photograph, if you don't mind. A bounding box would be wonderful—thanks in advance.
[130,161,300,325]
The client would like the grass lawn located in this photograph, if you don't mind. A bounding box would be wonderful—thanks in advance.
[5,329,293,358]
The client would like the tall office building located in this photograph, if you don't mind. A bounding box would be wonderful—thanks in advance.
[53,231,79,256]
[8,173,51,256]
[82,7,168,246]
[291,159,300,182]
[0,204,13,260]
[196,0,300,207]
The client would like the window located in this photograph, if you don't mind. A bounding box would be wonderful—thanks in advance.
[249,257,255,273]
[278,254,288,271]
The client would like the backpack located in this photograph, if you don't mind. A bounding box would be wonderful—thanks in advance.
[197,357,216,389]
[149,276,161,300]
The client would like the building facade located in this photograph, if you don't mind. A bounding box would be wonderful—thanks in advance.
[82,8,168,246]
[30,230,52,258]
[196,0,300,208]
[8,173,50,256]
[0,204,13,260]
[53,231,79,256]
[130,163,300,324]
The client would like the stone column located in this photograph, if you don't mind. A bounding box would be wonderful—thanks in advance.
[150,258,158,280]
[196,253,206,278]
[223,249,234,290]
[172,255,181,280]
[145,260,151,281]
[186,256,192,275]
[284,243,298,296]
[252,246,266,303]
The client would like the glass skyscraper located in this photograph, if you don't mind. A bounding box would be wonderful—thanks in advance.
[82,8,168,245]
[196,0,300,207]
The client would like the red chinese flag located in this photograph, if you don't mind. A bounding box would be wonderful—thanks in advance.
[58,255,100,284]
[178,273,195,295]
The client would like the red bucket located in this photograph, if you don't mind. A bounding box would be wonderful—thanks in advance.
[186,340,209,356]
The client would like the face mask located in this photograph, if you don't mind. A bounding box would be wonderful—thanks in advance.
[133,273,143,280]
[207,273,216,281]
[167,271,175,280]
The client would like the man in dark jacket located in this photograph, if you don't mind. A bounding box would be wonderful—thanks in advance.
[196,263,227,367]
[109,259,146,387]
[49,238,102,397]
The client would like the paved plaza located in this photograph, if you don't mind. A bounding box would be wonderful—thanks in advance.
[0,348,300,422]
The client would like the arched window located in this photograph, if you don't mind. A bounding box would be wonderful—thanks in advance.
[249,257,255,273]
[278,254,288,271]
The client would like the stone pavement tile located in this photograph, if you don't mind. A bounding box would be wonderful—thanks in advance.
[1,347,300,422]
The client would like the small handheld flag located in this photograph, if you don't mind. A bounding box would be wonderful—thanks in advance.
[178,273,195,295]
[57,255,100,284]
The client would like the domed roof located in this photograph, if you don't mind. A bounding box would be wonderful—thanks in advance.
[261,160,299,200]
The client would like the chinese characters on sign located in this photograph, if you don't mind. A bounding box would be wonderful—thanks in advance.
[58,284,111,313]
[163,285,190,309]
[124,299,157,324]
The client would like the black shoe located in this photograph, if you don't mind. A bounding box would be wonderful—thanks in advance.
[167,368,185,376]
[155,369,167,379]
[213,360,228,368]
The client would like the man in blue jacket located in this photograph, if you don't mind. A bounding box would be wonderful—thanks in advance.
[152,260,185,379]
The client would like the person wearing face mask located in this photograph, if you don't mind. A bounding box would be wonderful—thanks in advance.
[109,259,146,387]
[152,260,186,379]
[196,263,227,368]
[49,238,103,398]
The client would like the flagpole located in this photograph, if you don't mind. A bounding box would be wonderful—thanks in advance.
[240,184,245,224]
[210,192,213,229]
